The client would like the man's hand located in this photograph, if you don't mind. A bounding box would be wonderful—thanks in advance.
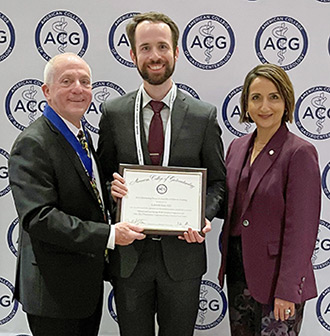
[178,218,212,243]
[111,172,127,202]
[114,222,145,246]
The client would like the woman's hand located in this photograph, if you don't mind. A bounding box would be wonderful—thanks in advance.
[274,298,295,321]
[178,219,211,243]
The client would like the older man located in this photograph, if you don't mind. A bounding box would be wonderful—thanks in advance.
[9,52,145,336]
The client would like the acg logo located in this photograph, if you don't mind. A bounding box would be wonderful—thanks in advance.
[317,286,330,331]
[35,10,88,61]
[0,12,15,62]
[322,162,330,201]
[176,83,200,100]
[195,280,227,330]
[182,14,235,70]
[313,220,330,270]
[295,86,330,140]
[5,79,45,131]
[222,86,255,137]
[108,12,139,68]
[0,148,10,198]
[7,218,19,257]
[0,277,18,325]
[218,231,223,254]
[255,16,308,70]
[107,289,117,323]
[83,81,126,134]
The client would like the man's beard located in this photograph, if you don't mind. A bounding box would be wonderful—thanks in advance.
[137,60,175,86]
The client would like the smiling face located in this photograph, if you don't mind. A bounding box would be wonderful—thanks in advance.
[130,20,178,88]
[247,76,285,135]
[42,54,92,127]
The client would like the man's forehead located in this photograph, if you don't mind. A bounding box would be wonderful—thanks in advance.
[135,22,172,47]
[136,21,171,36]
[54,61,90,77]
[58,68,90,77]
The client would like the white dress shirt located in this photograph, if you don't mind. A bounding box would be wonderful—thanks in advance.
[141,86,172,141]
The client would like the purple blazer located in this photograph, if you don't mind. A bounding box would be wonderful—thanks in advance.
[218,124,321,305]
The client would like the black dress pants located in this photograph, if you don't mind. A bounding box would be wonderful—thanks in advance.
[112,238,202,336]
[26,293,103,336]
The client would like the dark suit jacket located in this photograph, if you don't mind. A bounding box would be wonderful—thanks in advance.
[218,124,321,304]
[9,116,111,319]
[98,89,226,281]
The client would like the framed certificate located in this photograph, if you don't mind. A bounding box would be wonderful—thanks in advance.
[116,164,207,235]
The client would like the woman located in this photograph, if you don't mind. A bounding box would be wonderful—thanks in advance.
[218,64,321,335]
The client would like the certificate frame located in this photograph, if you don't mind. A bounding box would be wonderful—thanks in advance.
[116,164,207,235]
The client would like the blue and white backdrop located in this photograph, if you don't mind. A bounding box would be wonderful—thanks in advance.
[0,0,329,335]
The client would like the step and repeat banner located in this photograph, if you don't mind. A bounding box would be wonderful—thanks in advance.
[0,0,329,335]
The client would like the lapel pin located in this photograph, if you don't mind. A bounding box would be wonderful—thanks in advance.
[269,149,275,155]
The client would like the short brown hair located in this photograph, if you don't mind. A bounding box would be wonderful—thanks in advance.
[126,12,179,55]
[240,63,295,123]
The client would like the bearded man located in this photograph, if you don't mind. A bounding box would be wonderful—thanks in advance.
[97,12,226,336]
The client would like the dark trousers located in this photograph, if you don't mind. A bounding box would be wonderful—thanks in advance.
[112,238,202,336]
[226,236,305,336]
[27,293,103,336]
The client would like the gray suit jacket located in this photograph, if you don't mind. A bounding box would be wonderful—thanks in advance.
[98,89,225,281]
[9,116,111,319]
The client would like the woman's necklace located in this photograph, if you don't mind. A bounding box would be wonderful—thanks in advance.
[251,140,267,164]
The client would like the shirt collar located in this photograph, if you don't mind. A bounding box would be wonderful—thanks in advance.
[57,113,83,136]
[141,82,174,109]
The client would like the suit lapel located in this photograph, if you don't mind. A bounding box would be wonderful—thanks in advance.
[227,134,254,219]
[170,90,188,150]
[45,118,99,202]
[241,124,289,215]
[85,132,108,209]
[129,91,152,165]
[139,98,152,165]
[90,143,110,221]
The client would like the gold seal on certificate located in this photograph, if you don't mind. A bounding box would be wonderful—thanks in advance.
[116,164,207,235]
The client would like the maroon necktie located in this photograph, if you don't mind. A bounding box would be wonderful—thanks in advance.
[148,100,165,165]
